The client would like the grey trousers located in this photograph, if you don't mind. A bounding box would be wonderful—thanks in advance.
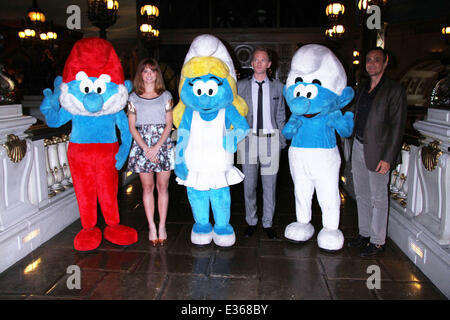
[351,140,390,245]
[239,134,280,228]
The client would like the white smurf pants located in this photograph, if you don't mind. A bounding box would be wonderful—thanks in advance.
[288,146,341,230]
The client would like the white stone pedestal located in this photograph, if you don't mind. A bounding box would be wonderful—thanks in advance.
[388,108,450,298]
[0,104,79,273]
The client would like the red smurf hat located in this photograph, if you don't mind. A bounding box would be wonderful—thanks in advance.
[62,37,124,84]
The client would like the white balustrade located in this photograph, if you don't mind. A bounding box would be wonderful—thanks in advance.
[390,144,411,207]
[390,164,401,192]
[397,145,411,199]
[57,135,72,188]
[387,108,450,298]
[0,103,79,273]
[44,136,72,195]
[44,139,56,198]
[47,141,65,193]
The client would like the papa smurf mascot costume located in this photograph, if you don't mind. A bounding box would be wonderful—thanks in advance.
[173,34,250,247]
[40,38,137,252]
[283,44,354,251]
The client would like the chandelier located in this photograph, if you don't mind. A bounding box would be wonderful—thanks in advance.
[18,0,57,43]
[139,2,160,40]
[87,0,119,39]
[443,25,450,43]
[325,24,345,39]
[353,50,360,65]
[325,1,346,40]
[325,2,345,21]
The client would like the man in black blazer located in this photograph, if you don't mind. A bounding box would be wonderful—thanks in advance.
[348,47,407,256]
[237,47,286,239]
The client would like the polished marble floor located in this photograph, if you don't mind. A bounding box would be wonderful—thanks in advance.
[0,151,447,300]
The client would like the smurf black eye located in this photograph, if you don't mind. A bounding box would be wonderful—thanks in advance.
[295,77,303,83]
[312,79,321,86]
[80,78,94,94]
[93,78,107,95]
[192,81,205,97]
[204,80,219,96]
[305,84,318,99]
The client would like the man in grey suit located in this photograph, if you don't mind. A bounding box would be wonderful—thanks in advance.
[237,47,287,239]
[348,47,407,256]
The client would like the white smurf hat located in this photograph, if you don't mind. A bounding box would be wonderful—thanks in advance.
[183,34,236,81]
[286,44,347,95]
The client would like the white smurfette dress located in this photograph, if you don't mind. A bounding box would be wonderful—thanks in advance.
[176,108,244,190]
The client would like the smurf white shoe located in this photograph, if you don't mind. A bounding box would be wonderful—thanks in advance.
[212,230,236,247]
[191,228,213,246]
[284,222,315,242]
[317,227,344,251]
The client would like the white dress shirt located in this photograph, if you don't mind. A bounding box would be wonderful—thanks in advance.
[251,76,274,134]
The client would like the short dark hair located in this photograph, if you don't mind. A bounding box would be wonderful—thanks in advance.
[367,47,388,62]
[252,47,272,62]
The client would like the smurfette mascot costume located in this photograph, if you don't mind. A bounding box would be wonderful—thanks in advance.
[282,44,354,251]
[173,34,249,247]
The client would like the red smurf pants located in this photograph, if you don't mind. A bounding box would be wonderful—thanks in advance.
[67,142,120,229]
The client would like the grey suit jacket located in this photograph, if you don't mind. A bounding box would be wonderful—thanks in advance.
[237,77,287,149]
[351,77,407,171]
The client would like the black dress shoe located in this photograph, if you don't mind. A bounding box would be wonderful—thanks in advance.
[263,227,278,239]
[360,243,384,257]
[244,225,257,238]
[347,235,370,248]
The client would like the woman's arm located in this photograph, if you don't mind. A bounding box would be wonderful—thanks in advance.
[128,103,148,151]
[145,99,174,162]
[155,99,174,149]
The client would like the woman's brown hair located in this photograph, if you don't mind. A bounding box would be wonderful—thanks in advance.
[133,58,166,95]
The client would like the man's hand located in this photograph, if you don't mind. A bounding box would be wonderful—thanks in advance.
[375,160,390,175]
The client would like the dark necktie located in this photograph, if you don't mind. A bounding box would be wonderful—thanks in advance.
[256,80,265,134]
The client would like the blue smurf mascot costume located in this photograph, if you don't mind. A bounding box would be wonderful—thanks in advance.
[283,44,354,251]
[173,34,250,247]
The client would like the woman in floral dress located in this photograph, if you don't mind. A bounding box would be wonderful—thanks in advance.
[127,58,174,246]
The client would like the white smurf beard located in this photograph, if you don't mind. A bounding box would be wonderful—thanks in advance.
[59,83,128,116]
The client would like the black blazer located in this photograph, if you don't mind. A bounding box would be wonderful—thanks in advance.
[351,77,407,171]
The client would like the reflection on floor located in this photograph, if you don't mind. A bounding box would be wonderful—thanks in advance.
[0,150,446,300]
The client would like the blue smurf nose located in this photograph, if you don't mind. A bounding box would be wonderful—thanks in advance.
[83,93,104,113]
[292,96,311,115]
[198,94,211,106]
